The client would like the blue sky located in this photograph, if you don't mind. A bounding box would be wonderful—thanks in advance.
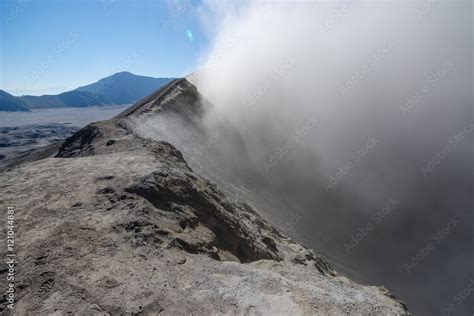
[0,0,209,95]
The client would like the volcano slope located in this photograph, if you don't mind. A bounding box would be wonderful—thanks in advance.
[0,79,408,315]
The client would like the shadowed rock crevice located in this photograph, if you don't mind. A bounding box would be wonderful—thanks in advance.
[125,170,281,263]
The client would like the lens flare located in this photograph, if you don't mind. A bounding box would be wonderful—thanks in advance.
[186,29,194,42]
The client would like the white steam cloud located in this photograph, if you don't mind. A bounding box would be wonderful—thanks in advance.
[187,1,473,315]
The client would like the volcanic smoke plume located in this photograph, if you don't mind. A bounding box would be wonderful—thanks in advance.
[187,1,473,315]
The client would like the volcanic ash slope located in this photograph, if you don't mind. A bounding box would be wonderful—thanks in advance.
[0,79,408,315]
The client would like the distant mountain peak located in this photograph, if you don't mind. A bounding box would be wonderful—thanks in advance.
[7,73,176,110]
[76,73,175,105]
[110,71,134,77]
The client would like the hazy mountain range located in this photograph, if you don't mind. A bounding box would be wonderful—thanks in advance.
[0,72,174,111]
[0,90,31,111]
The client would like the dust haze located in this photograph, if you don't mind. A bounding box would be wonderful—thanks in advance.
[186,1,473,315]
[130,1,472,315]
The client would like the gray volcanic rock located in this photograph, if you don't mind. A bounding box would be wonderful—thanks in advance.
[0,79,408,315]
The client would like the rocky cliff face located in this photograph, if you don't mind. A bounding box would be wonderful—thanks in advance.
[0,79,408,315]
